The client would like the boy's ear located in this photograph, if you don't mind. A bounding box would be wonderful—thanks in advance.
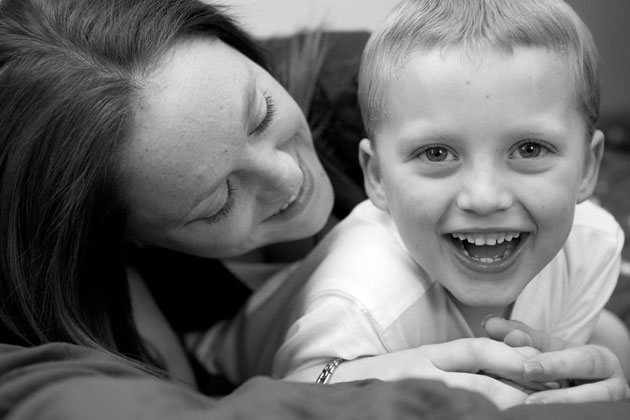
[358,138,389,211]
[577,129,605,203]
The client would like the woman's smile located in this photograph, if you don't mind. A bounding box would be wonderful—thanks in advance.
[267,161,306,220]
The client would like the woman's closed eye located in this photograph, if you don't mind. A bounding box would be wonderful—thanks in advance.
[251,94,276,135]
[203,181,235,224]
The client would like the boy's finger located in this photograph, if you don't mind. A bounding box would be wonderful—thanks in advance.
[523,345,620,382]
[483,317,569,351]
[510,345,540,358]
[525,378,630,404]
[436,371,528,410]
[423,339,550,400]
[504,330,533,348]
[427,338,525,377]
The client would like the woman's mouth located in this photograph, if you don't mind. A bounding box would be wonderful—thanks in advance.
[267,156,311,220]
[276,191,300,214]
[450,231,527,265]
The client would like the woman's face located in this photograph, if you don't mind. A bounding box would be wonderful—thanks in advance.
[123,37,333,258]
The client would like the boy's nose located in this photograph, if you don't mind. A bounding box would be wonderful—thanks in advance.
[455,165,513,215]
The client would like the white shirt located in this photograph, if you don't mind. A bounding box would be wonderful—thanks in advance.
[190,200,623,383]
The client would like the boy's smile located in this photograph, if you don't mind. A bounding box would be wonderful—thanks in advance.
[449,231,526,268]
[360,46,603,313]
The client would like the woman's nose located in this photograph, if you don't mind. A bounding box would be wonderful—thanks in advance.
[455,164,513,215]
[246,148,302,201]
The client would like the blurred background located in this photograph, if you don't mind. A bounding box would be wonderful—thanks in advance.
[222,0,629,118]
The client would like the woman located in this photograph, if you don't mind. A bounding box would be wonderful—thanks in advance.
[0,0,627,418]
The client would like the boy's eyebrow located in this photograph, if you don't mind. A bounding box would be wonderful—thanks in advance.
[395,129,456,146]
[506,122,568,139]
[394,122,568,145]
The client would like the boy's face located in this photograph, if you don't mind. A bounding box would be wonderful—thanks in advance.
[360,46,603,310]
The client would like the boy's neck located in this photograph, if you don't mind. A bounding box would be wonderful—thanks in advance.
[453,299,513,337]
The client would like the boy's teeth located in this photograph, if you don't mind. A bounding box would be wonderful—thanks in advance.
[453,232,523,263]
[452,232,520,246]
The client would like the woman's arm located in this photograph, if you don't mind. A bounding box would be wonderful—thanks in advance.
[0,343,505,420]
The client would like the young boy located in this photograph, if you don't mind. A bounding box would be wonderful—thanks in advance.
[190,0,628,401]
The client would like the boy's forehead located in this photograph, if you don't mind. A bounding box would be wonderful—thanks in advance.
[396,44,570,76]
[372,46,588,142]
[380,45,578,110]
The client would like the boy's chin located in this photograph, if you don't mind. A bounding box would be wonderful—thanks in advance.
[450,288,520,310]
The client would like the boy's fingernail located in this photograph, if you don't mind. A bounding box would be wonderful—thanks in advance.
[525,397,546,405]
[481,314,503,328]
[542,381,560,390]
[524,361,544,380]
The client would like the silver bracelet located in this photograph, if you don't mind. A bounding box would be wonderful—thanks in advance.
[315,358,345,384]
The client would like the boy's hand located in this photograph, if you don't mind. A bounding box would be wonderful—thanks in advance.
[400,338,572,406]
[482,316,565,350]
[311,338,531,409]
[483,316,630,404]
[522,344,630,403]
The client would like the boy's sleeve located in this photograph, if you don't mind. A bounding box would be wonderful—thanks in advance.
[553,202,624,343]
[272,292,390,379]
[270,205,430,379]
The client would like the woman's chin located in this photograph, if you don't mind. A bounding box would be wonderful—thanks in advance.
[277,214,331,244]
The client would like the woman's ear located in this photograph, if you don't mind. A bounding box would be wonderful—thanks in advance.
[358,138,389,211]
[577,129,605,203]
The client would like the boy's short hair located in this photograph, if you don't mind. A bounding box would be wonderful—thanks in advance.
[358,0,600,139]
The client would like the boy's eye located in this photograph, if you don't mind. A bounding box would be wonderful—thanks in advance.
[518,143,541,158]
[416,146,456,162]
[512,140,551,159]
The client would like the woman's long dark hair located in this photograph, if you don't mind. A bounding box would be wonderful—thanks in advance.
[0,0,265,369]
